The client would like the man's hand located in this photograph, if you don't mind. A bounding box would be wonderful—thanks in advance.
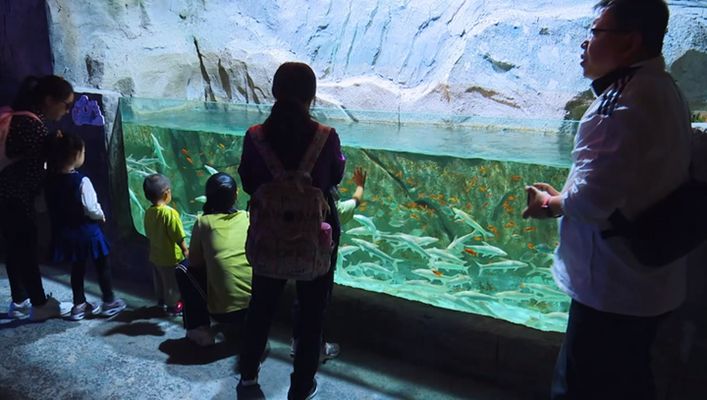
[522,184,557,219]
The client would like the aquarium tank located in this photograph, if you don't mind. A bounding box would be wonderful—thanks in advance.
[120,97,575,332]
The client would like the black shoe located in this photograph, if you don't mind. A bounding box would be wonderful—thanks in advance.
[288,378,317,400]
[236,378,264,400]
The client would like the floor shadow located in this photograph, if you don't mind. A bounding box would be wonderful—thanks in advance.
[159,337,241,365]
[236,383,266,400]
[110,306,172,323]
[103,321,166,337]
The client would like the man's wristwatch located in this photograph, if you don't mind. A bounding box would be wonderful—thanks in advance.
[541,194,560,218]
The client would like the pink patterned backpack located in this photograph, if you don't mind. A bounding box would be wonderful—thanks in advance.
[245,123,333,280]
[0,107,41,172]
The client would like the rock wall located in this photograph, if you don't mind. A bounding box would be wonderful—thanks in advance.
[47,0,706,121]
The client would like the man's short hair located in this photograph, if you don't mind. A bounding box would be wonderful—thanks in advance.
[143,174,171,204]
[595,0,669,56]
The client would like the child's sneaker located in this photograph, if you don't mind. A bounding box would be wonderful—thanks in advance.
[166,300,183,317]
[8,299,31,319]
[29,295,72,322]
[100,298,127,317]
[186,325,215,347]
[69,302,101,321]
[288,378,318,400]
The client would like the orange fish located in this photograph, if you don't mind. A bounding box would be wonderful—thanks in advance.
[523,226,537,232]
[217,143,226,150]
[527,242,536,250]
[339,187,349,193]
[464,248,478,257]
[185,156,193,164]
[432,269,443,277]
[504,221,516,228]
[196,171,205,177]
[511,175,522,182]
[181,148,189,156]
[474,236,483,241]
[507,195,516,201]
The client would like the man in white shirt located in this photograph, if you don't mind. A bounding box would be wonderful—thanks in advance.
[522,1,692,399]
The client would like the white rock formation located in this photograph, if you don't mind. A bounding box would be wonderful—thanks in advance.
[47,0,706,122]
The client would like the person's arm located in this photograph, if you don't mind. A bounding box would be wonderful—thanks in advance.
[80,177,106,222]
[166,208,189,259]
[351,167,367,206]
[329,129,346,186]
[238,130,258,195]
[188,218,205,268]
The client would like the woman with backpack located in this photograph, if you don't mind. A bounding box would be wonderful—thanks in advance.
[0,75,75,321]
[237,62,345,400]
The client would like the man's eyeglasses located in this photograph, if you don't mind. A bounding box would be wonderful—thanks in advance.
[587,27,630,39]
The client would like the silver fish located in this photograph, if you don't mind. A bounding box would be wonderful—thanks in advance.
[476,259,529,275]
[204,164,219,175]
[466,242,508,258]
[150,133,169,169]
[412,268,452,282]
[194,195,207,204]
[453,290,495,301]
[451,207,493,238]
[446,232,477,251]
[427,248,465,264]
[350,238,399,266]
[429,261,469,272]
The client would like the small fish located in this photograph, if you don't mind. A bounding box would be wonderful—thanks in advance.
[217,143,226,150]
[521,283,567,301]
[466,242,508,258]
[185,156,194,165]
[464,248,478,257]
[380,233,431,258]
[128,188,144,212]
[451,207,494,238]
[511,175,522,182]
[204,164,219,175]
[150,133,169,169]
[504,221,516,228]
[194,195,207,204]
[495,290,534,302]
[527,242,536,250]
[432,269,444,277]
[533,243,556,254]
[346,227,375,237]
[338,245,359,259]
[523,226,537,232]
[181,148,189,156]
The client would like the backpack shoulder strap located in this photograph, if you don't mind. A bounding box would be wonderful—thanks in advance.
[299,124,331,174]
[249,125,285,177]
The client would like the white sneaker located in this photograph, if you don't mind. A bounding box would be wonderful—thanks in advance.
[100,298,127,317]
[29,296,72,322]
[69,302,101,321]
[8,299,31,319]
[186,325,215,347]
[290,339,340,362]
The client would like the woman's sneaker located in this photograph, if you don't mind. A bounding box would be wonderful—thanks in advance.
[69,302,101,321]
[100,298,127,317]
[8,299,31,319]
[29,295,73,322]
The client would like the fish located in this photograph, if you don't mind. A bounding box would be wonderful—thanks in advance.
[475,259,529,275]
[521,283,567,301]
[465,242,508,258]
[451,207,494,238]
[350,238,400,266]
[217,143,226,150]
[533,243,556,255]
[453,290,495,302]
[444,275,474,288]
[504,221,517,229]
[412,268,453,282]
[194,195,207,204]
[128,188,144,212]
[181,148,189,156]
[523,226,537,232]
[345,227,376,237]
[337,245,359,259]
[429,261,469,272]
[527,243,536,250]
[380,233,431,258]
[355,262,395,276]
[185,156,194,164]
[204,164,219,175]
[150,133,169,169]
[495,290,534,302]
[426,248,466,264]
[353,214,378,236]
[464,248,478,257]
[446,232,477,251]
[511,175,522,182]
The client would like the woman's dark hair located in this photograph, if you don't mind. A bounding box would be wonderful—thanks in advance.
[595,0,669,56]
[203,172,238,215]
[143,174,172,204]
[12,75,74,111]
[48,131,84,172]
[262,62,318,164]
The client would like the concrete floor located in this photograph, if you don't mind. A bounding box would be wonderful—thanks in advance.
[0,265,525,400]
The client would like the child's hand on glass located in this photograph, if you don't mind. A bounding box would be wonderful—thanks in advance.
[353,167,367,188]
